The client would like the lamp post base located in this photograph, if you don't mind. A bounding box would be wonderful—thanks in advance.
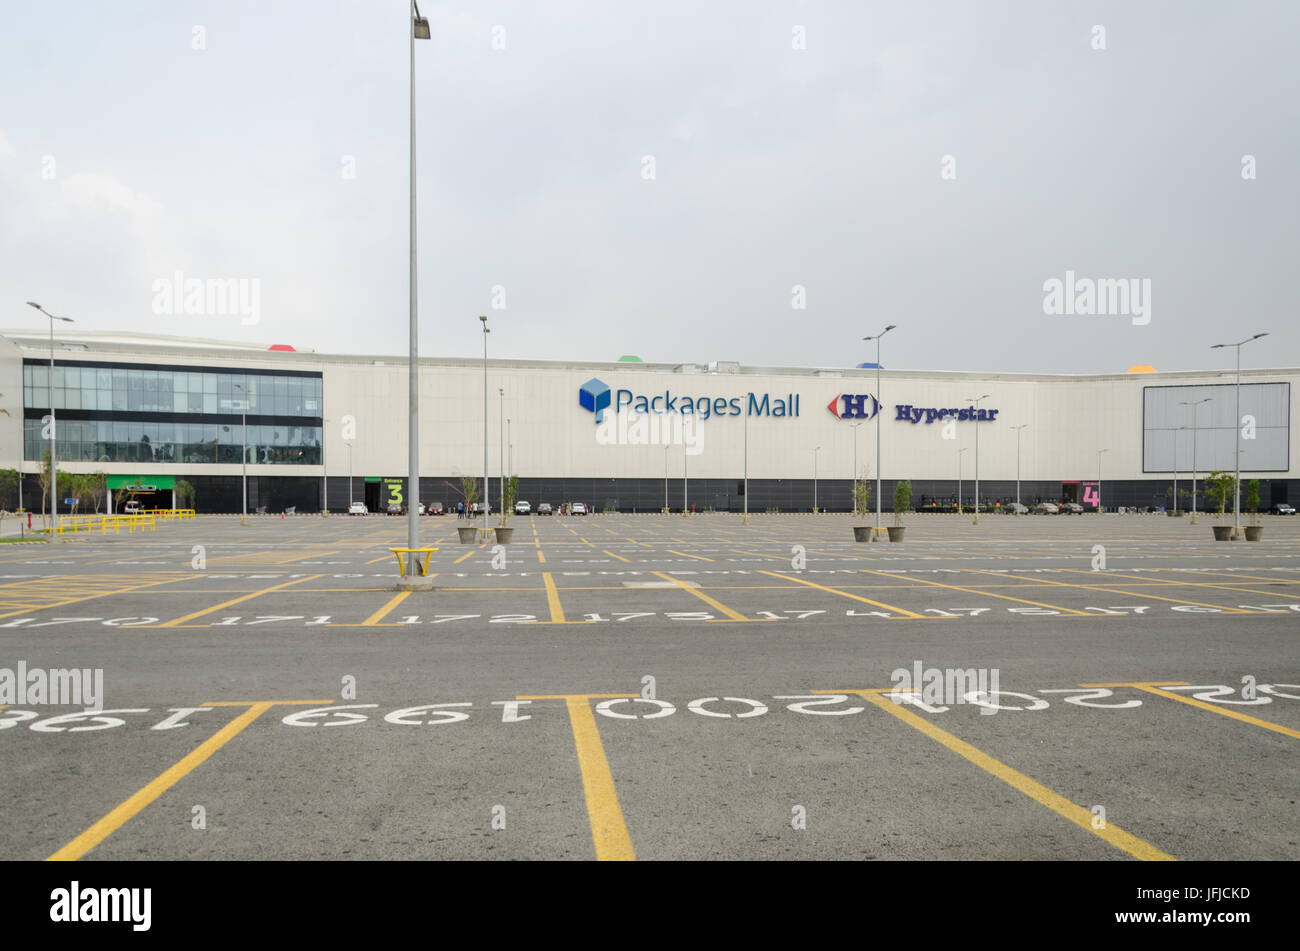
[395,575,435,592]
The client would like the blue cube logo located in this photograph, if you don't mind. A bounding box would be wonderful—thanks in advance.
[579,378,611,424]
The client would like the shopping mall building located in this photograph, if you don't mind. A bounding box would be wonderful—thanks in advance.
[0,330,1295,515]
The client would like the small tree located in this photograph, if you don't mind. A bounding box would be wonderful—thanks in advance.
[500,474,518,526]
[459,476,479,518]
[37,448,53,526]
[1203,471,1235,517]
[88,472,107,514]
[1246,479,1260,522]
[893,480,913,526]
[0,468,18,512]
[175,479,196,511]
[853,479,872,520]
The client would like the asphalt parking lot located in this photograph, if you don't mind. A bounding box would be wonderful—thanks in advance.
[1,511,1297,861]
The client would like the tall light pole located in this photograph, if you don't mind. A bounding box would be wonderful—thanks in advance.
[863,324,896,531]
[480,315,489,536]
[812,446,820,513]
[1173,429,1180,515]
[1096,448,1108,513]
[957,447,968,513]
[26,302,74,531]
[507,418,512,483]
[321,414,329,515]
[664,445,669,513]
[1211,334,1266,535]
[683,443,688,515]
[742,407,748,522]
[1011,424,1027,508]
[234,382,248,523]
[347,441,354,506]
[850,421,863,515]
[1180,397,1211,518]
[966,394,990,522]
[498,387,504,517]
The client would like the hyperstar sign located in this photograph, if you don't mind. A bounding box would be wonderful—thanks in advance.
[827,393,880,420]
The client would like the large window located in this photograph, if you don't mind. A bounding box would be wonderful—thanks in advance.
[23,362,323,417]
[23,360,323,466]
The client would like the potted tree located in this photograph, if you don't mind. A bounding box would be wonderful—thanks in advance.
[851,477,873,542]
[888,480,911,542]
[1205,471,1234,540]
[457,476,479,544]
[496,474,518,544]
[1244,479,1263,541]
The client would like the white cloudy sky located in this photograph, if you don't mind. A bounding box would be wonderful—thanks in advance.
[1,0,1296,373]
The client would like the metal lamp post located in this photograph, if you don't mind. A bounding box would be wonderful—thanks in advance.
[1011,424,1027,508]
[507,418,511,486]
[26,302,74,530]
[683,444,688,515]
[862,324,896,532]
[401,0,431,584]
[957,447,968,513]
[347,442,354,506]
[321,415,329,515]
[480,315,489,536]
[1211,334,1266,536]
[850,421,863,515]
[1180,397,1211,518]
[664,445,669,512]
[966,394,990,522]
[812,446,820,513]
[498,387,504,518]
[742,407,748,522]
[1096,448,1108,512]
[234,382,248,523]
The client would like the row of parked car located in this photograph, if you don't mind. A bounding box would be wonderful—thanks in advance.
[345,500,592,516]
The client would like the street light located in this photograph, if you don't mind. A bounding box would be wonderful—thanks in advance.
[966,394,990,522]
[1011,424,1028,508]
[664,445,670,513]
[862,324,896,532]
[1211,333,1267,536]
[742,407,748,522]
[850,421,864,515]
[26,302,74,531]
[402,0,431,585]
[321,415,329,515]
[957,447,968,513]
[234,382,248,523]
[1180,397,1211,518]
[480,315,489,536]
[499,387,505,516]
[347,441,354,506]
[507,417,512,488]
[1096,448,1108,512]
[812,446,821,513]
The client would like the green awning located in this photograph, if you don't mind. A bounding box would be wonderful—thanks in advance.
[107,475,176,490]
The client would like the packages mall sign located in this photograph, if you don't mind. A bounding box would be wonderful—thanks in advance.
[579,378,801,423]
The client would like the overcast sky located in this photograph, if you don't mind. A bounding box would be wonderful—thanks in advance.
[2,1,1296,374]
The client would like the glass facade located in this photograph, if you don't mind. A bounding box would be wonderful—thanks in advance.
[23,364,321,416]
[23,361,322,466]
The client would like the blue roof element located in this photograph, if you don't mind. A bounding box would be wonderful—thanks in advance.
[857,362,883,369]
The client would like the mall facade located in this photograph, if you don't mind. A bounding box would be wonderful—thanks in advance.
[0,330,1295,515]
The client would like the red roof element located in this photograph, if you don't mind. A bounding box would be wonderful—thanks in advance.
[268,344,296,352]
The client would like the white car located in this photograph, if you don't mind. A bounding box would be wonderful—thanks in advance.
[570,502,588,515]
[515,500,530,515]
[348,502,368,515]
[1033,502,1060,515]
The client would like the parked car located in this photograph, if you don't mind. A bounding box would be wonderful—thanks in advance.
[1004,502,1029,515]
[570,502,588,515]
[428,501,444,515]
[1060,502,1084,514]
[123,499,142,514]
[416,502,426,515]
[1032,502,1060,514]
[385,502,403,516]
[515,500,531,515]
[537,503,553,515]
[1272,502,1296,515]
[348,501,368,515]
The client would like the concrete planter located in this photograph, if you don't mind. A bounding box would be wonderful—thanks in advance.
[887,526,906,542]
[457,526,477,545]
[1244,526,1263,541]
[495,527,514,544]
[1211,526,1232,541]
[852,526,872,543]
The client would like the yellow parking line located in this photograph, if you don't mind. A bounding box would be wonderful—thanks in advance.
[48,700,332,861]
[978,569,1261,615]
[363,554,391,566]
[362,590,412,626]
[157,575,324,627]
[860,568,1092,616]
[517,693,637,861]
[603,549,630,563]
[758,570,928,619]
[1082,682,1300,739]
[667,548,712,562]
[651,571,748,621]
[819,689,1175,861]
[537,550,547,564]
[453,548,478,564]
[543,572,566,623]
[1048,566,1297,600]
